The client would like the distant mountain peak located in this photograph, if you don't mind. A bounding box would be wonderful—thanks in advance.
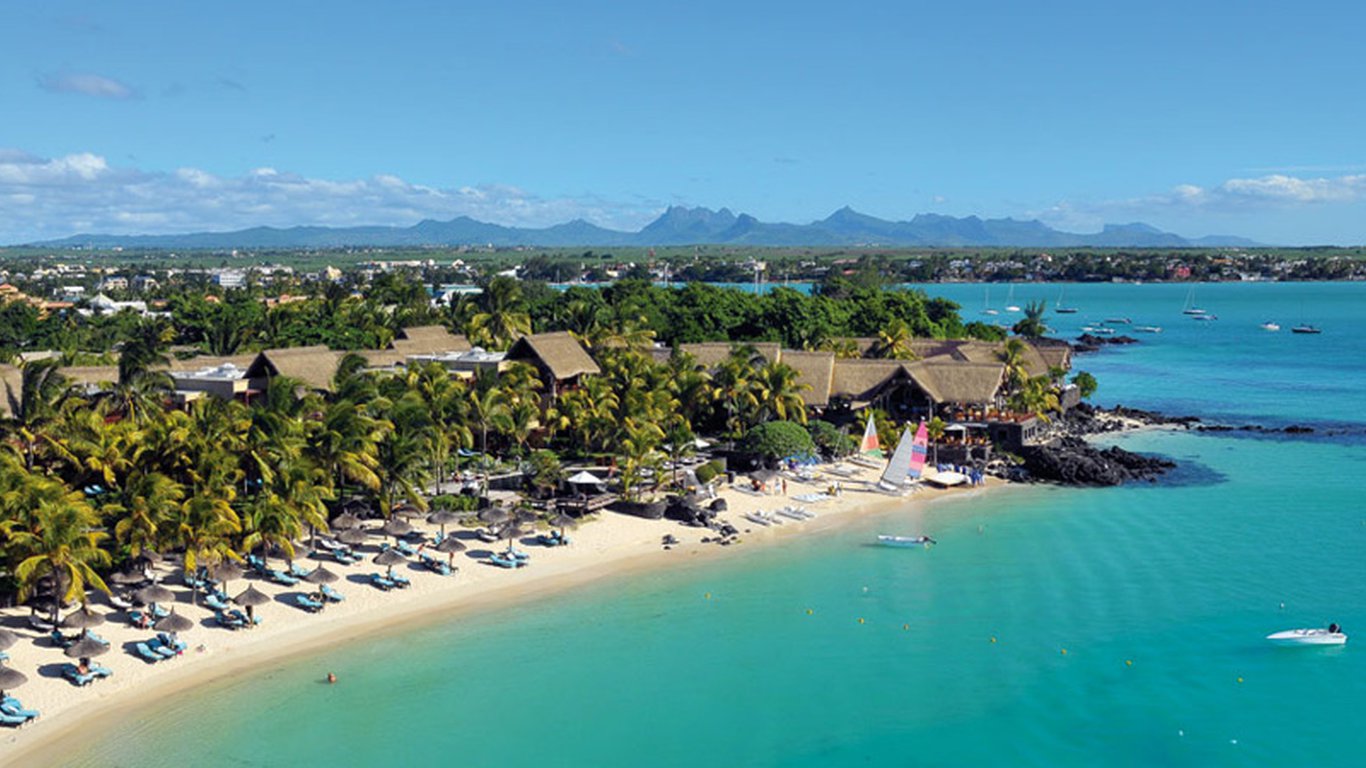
[25,207,1259,249]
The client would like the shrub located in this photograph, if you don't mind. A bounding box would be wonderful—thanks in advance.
[742,421,817,464]
[807,419,855,458]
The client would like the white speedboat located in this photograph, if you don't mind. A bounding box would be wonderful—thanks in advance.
[1266,628,1346,646]
[1133,325,1163,333]
[877,535,936,548]
[1260,321,1280,331]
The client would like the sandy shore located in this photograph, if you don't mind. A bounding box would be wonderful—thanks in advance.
[0,462,1005,764]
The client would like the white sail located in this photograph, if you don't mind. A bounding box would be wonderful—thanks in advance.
[879,425,917,488]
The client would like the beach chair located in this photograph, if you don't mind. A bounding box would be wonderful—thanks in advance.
[0,700,38,723]
[147,638,178,659]
[148,602,171,619]
[486,553,522,569]
[390,573,411,588]
[62,663,98,686]
[267,569,301,586]
[135,641,167,662]
[369,573,396,590]
[204,593,230,612]
[246,554,267,574]
[320,584,345,602]
[215,610,245,630]
[289,562,311,579]
[157,633,188,653]
[395,541,419,557]
[294,594,324,613]
[0,711,28,727]
[227,609,259,627]
[505,548,531,562]
[27,614,55,633]
[91,664,113,679]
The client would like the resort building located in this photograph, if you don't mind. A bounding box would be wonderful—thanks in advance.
[503,331,602,400]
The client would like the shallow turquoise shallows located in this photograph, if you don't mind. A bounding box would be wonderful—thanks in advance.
[64,282,1366,767]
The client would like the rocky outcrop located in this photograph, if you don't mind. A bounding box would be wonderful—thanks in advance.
[1073,333,1139,352]
[1019,436,1175,486]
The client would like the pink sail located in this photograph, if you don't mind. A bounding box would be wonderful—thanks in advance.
[908,421,929,478]
[860,415,880,454]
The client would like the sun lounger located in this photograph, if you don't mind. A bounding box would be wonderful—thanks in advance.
[1,700,39,723]
[147,638,179,659]
[27,614,55,632]
[267,569,300,586]
[246,554,267,574]
[0,711,29,727]
[294,594,324,612]
[474,528,500,543]
[204,593,230,611]
[148,602,171,619]
[156,633,188,654]
[320,584,345,602]
[390,573,411,588]
[289,562,311,579]
[49,630,73,649]
[135,641,167,662]
[370,573,396,590]
[486,553,525,569]
[215,610,246,630]
[108,592,134,610]
[91,664,113,678]
[505,548,531,562]
[62,663,100,686]
[395,541,419,557]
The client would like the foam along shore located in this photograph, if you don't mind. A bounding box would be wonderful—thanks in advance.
[0,462,1002,764]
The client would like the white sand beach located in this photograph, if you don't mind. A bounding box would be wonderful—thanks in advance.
[0,463,1004,765]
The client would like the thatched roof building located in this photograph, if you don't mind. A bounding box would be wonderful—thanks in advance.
[504,332,600,396]
[244,346,345,392]
[391,325,471,356]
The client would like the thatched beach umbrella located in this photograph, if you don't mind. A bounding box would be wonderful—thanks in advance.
[548,512,578,541]
[64,634,110,660]
[479,507,510,526]
[109,569,149,586]
[155,611,194,633]
[427,510,462,537]
[434,535,467,566]
[304,566,339,585]
[380,518,413,541]
[373,548,407,578]
[331,512,362,531]
[500,524,528,553]
[135,583,176,605]
[0,629,19,652]
[0,666,28,697]
[234,584,270,626]
[337,527,369,546]
[210,560,246,593]
[60,607,107,633]
[513,509,539,525]
[391,504,423,519]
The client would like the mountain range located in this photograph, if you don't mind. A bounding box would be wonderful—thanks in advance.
[29,206,1260,249]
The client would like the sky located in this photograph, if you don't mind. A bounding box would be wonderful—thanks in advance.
[2,0,1365,245]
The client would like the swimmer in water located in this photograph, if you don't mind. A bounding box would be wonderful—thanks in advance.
[327,672,337,684]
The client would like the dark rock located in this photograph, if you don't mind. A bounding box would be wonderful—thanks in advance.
[1018,436,1175,486]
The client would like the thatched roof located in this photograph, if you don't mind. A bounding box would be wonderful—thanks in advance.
[779,351,835,407]
[57,365,120,389]
[0,365,21,419]
[1033,341,1072,373]
[391,325,471,356]
[244,346,343,391]
[905,362,1005,405]
[830,359,907,403]
[677,342,780,368]
[359,349,407,368]
[167,354,255,372]
[505,332,600,381]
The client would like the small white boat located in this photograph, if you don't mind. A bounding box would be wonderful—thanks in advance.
[1291,325,1322,335]
[1260,322,1280,331]
[1192,314,1218,321]
[877,535,936,548]
[1104,317,1131,324]
[743,512,771,527]
[1133,325,1163,333]
[1266,628,1346,646]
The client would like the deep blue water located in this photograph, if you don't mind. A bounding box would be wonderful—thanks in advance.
[61,282,1366,767]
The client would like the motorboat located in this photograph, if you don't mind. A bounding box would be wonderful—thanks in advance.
[1291,325,1322,334]
[877,535,936,548]
[1191,314,1218,321]
[1266,628,1346,646]
[742,512,771,527]
[1104,317,1131,324]
[1260,321,1281,331]
[1133,325,1163,333]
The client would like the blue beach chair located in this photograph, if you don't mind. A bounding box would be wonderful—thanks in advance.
[294,594,324,613]
[320,584,345,602]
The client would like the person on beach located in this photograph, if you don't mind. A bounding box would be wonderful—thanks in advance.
[1330,623,1342,634]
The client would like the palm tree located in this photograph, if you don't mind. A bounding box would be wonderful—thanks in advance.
[926,416,946,466]
[467,277,532,350]
[168,491,242,599]
[109,317,174,422]
[375,393,433,517]
[108,470,183,560]
[467,384,511,494]
[1012,300,1049,339]
[308,399,385,499]
[749,363,810,424]
[818,337,863,359]
[9,486,111,625]
[712,349,760,437]
[873,319,917,360]
[2,359,70,470]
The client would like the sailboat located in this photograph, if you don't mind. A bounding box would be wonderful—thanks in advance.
[980,286,998,316]
[1054,287,1078,314]
[1004,285,1021,313]
[877,422,927,494]
[859,415,881,456]
[1181,286,1207,316]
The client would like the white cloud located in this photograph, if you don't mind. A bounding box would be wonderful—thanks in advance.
[0,150,663,243]
[36,72,137,100]
[1034,172,1366,233]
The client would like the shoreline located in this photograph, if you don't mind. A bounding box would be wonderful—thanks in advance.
[0,463,1007,765]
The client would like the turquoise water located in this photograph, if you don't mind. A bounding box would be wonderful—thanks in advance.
[63,282,1366,767]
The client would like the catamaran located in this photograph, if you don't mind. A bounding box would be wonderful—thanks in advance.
[1181,287,1207,315]
[980,286,998,316]
[1004,285,1020,313]
[1054,287,1078,314]
[876,422,927,494]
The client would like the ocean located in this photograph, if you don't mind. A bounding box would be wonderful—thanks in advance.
[62,281,1366,767]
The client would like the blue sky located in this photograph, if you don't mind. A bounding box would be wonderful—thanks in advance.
[2,0,1364,244]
